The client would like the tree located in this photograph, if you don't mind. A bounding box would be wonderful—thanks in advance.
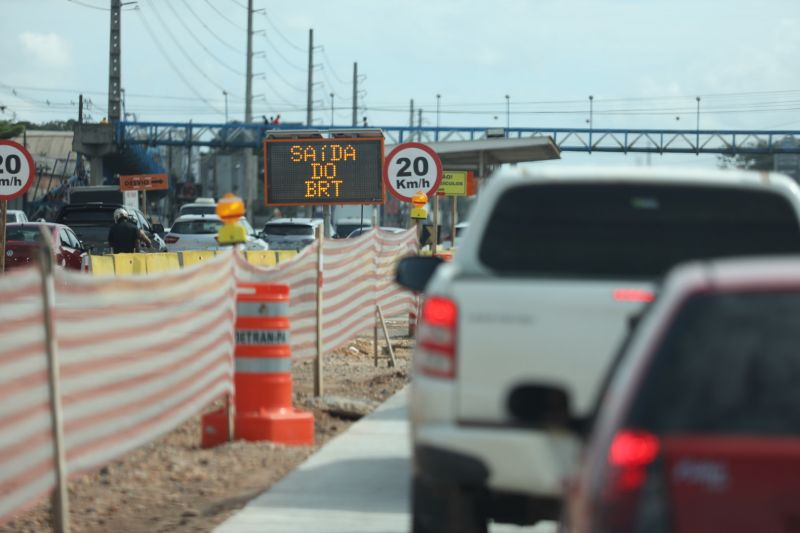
[0,120,24,139]
[718,140,773,171]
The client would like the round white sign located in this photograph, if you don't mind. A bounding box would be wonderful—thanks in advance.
[0,140,35,201]
[383,142,443,202]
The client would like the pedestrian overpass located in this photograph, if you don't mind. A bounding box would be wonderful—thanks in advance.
[117,121,800,155]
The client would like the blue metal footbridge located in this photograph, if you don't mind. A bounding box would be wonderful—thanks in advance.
[115,121,800,155]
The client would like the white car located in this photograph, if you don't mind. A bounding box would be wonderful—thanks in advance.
[6,209,29,224]
[164,214,267,252]
[177,197,217,217]
[396,166,800,532]
[260,217,332,250]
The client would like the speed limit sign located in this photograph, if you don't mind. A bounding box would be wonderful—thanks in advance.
[383,142,443,202]
[0,140,35,201]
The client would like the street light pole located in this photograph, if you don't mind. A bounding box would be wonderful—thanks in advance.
[696,96,701,155]
[505,94,510,131]
[330,92,334,127]
[222,90,229,123]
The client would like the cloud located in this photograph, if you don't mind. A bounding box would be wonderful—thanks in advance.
[19,32,71,68]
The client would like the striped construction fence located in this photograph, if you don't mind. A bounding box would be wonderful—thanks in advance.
[201,282,314,447]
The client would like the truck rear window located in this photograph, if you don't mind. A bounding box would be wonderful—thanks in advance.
[263,224,314,237]
[479,183,800,278]
[57,210,115,224]
[170,220,223,235]
[628,291,800,435]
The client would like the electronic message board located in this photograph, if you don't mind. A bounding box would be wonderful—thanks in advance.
[264,137,384,206]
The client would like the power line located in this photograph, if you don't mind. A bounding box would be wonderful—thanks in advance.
[65,0,137,11]
[261,12,305,53]
[226,0,248,8]
[320,48,348,86]
[145,0,237,97]
[162,0,245,76]
[260,34,306,71]
[260,75,303,109]
[135,7,223,115]
[65,0,107,11]
[203,0,246,31]
[180,0,244,54]
[260,56,305,92]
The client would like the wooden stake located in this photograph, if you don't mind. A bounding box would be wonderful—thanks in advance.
[314,224,324,397]
[377,305,397,368]
[226,392,235,442]
[39,227,70,533]
[0,199,7,274]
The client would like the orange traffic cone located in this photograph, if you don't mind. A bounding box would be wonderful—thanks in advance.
[202,283,314,447]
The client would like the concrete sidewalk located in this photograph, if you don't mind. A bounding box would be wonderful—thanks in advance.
[215,388,411,533]
[215,387,554,533]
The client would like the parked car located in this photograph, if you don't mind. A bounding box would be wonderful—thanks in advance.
[335,217,372,239]
[164,214,267,252]
[260,218,331,250]
[395,166,800,532]
[177,197,217,217]
[6,209,29,224]
[4,222,87,271]
[555,256,800,533]
[56,203,167,255]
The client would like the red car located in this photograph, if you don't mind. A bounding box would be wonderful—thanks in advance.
[4,223,87,271]
[511,257,800,533]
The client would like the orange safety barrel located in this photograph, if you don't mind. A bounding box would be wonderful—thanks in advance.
[202,282,314,448]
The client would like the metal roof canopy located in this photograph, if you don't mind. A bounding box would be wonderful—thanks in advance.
[385,136,561,174]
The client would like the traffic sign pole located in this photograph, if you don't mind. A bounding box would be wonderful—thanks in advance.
[432,195,439,255]
[1,199,6,274]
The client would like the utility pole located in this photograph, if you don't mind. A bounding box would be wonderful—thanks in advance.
[244,0,255,215]
[306,29,314,127]
[409,99,414,141]
[352,62,358,127]
[108,0,121,122]
[417,108,423,142]
[244,0,253,124]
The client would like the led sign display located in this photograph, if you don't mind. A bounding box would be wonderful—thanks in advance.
[264,137,384,205]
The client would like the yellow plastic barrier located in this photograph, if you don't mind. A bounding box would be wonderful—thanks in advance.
[180,250,217,267]
[275,250,298,264]
[246,250,278,267]
[89,255,116,275]
[145,253,181,273]
[113,253,147,276]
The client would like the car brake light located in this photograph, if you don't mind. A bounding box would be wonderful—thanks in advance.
[610,430,660,468]
[416,296,457,379]
[613,288,655,303]
[596,429,662,531]
[165,235,179,244]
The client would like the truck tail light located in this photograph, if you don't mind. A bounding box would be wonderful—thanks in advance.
[613,288,655,303]
[416,296,457,379]
[165,235,179,244]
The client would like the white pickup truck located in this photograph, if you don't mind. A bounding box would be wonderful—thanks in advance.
[396,166,800,533]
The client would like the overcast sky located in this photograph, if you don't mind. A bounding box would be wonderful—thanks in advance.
[3,0,800,167]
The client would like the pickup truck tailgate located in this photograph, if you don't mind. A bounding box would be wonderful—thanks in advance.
[453,277,653,423]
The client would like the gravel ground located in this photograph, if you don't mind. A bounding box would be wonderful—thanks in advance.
[2,335,413,533]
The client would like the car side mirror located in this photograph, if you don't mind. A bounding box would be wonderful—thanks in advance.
[395,255,444,292]
[152,223,165,234]
[507,383,586,436]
